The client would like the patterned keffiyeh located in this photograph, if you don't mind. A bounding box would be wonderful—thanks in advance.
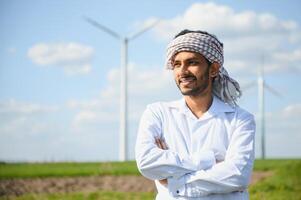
[165,31,241,106]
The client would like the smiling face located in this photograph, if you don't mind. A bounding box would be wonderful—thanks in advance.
[172,51,218,97]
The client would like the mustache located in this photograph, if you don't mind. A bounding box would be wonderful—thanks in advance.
[179,74,197,80]
[177,74,197,84]
[179,74,195,78]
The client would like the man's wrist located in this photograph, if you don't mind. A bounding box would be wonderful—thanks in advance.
[167,175,186,196]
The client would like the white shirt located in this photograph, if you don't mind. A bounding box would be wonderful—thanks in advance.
[135,96,255,200]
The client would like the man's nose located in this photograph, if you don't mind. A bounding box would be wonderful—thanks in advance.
[179,63,188,73]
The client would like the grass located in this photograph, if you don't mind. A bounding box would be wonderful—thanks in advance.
[0,159,300,200]
[0,191,155,200]
[0,161,139,179]
[250,159,301,200]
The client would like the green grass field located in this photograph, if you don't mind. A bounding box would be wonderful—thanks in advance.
[0,161,139,179]
[1,191,155,200]
[0,159,300,200]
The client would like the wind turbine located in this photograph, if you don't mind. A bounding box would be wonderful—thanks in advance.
[84,16,159,161]
[259,55,283,159]
[258,56,266,159]
[242,54,281,159]
[255,55,282,159]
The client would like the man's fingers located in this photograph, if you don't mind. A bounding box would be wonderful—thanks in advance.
[155,137,169,150]
[158,138,168,150]
[158,139,164,149]
[161,139,168,150]
[155,138,163,149]
[155,137,168,150]
[158,139,163,149]
[159,179,168,186]
[155,138,160,147]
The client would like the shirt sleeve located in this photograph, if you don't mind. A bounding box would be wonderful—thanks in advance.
[135,104,216,181]
[168,112,256,197]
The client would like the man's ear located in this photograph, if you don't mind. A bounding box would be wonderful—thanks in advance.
[210,62,220,78]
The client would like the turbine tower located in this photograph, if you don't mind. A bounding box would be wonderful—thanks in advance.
[84,17,158,161]
[257,54,281,159]
[258,55,265,159]
[243,54,281,159]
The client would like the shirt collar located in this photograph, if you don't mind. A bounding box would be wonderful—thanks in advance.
[168,95,235,120]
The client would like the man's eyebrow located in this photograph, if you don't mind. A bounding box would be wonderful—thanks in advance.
[174,57,201,62]
[186,57,201,61]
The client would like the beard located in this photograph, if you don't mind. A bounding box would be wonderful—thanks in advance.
[176,67,210,96]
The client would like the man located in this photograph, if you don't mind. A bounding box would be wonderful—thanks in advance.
[135,29,255,200]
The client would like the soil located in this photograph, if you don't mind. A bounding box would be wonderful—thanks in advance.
[0,172,273,197]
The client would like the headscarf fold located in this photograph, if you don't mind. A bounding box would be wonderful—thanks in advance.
[165,31,241,106]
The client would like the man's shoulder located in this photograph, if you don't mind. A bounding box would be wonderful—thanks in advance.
[232,105,255,121]
[214,96,254,120]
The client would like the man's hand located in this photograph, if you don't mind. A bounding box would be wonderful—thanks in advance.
[155,137,168,150]
[155,137,168,186]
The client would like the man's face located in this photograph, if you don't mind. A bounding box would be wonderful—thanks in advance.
[172,51,212,96]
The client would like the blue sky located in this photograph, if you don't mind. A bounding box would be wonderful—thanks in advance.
[1,0,301,162]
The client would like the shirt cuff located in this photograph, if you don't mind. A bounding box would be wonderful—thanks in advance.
[167,175,186,197]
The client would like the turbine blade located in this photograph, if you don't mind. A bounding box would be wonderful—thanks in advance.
[264,82,282,98]
[83,16,121,39]
[241,81,256,92]
[128,19,160,41]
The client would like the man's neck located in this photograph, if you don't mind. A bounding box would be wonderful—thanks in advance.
[184,93,213,119]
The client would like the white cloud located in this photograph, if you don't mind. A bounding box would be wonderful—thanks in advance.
[72,110,118,132]
[66,99,102,110]
[153,2,299,40]
[0,99,58,137]
[7,47,17,54]
[0,98,118,162]
[273,48,301,65]
[253,103,301,158]
[264,103,301,131]
[0,99,58,114]
[282,103,301,118]
[27,42,94,75]
[148,2,301,75]
[259,48,301,73]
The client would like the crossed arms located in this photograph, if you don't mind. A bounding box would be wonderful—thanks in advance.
[135,106,256,197]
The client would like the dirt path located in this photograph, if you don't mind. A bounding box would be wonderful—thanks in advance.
[0,172,273,197]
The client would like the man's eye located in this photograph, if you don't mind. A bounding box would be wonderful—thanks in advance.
[173,63,181,68]
[189,60,199,65]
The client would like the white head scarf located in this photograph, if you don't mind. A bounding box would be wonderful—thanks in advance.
[165,31,241,106]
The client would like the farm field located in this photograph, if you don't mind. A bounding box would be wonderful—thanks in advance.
[0,159,300,200]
